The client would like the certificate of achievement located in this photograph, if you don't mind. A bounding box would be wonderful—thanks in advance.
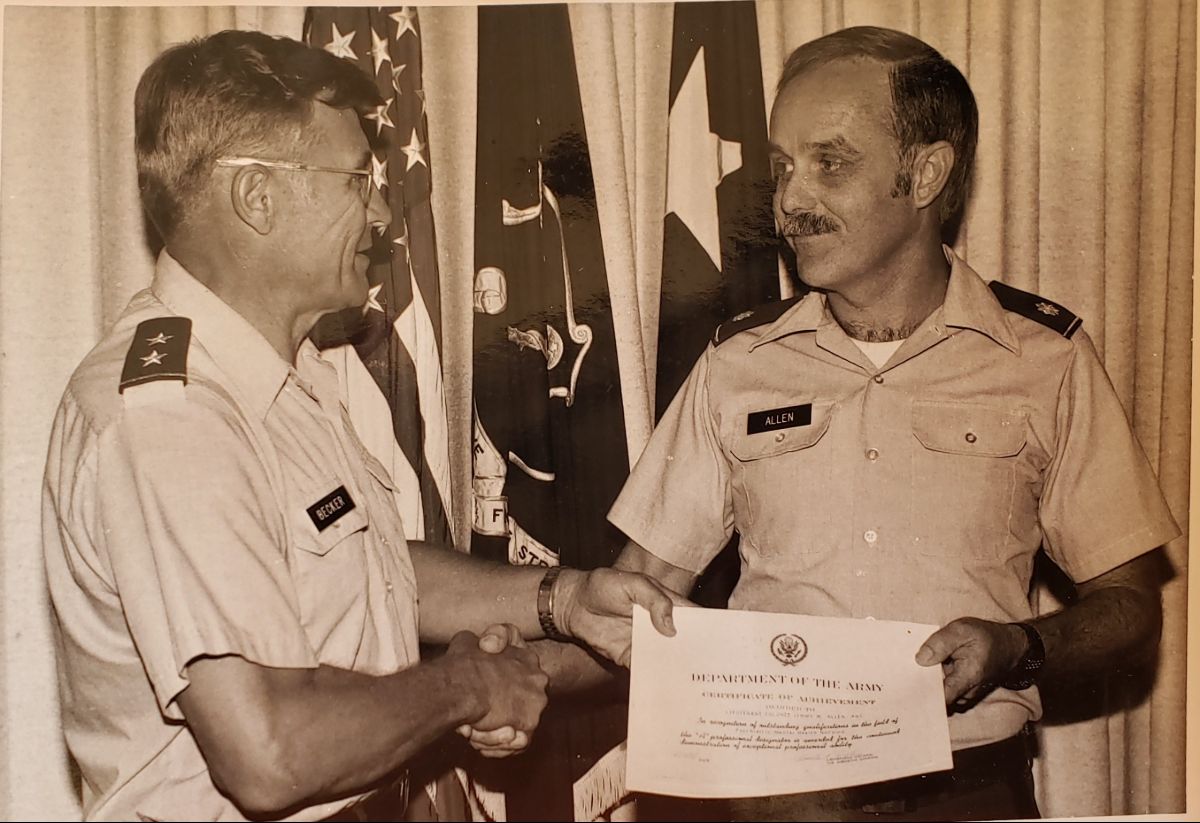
[626,607,952,798]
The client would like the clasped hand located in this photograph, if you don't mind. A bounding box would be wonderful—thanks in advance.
[456,567,686,756]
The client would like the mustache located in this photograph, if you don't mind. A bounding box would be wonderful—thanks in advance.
[781,212,839,237]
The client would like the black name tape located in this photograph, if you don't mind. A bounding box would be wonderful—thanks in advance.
[306,485,356,532]
[747,404,813,434]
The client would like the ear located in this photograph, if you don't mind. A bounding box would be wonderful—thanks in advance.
[911,141,955,211]
[228,166,274,236]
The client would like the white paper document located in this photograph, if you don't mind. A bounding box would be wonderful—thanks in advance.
[626,607,952,798]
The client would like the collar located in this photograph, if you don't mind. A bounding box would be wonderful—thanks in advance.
[748,245,1020,354]
[938,245,1020,353]
[151,250,291,420]
[747,290,830,352]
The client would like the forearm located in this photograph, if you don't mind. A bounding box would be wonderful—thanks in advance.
[180,653,485,816]
[1030,579,1162,682]
[529,639,621,696]
[269,658,481,803]
[408,541,550,642]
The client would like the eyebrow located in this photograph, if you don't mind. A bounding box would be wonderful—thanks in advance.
[803,136,863,158]
[767,136,863,159]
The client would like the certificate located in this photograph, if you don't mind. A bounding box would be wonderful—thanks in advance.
[626,607,952,798]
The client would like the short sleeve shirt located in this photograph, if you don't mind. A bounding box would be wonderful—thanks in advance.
[609,249,1179,749]
[43,252,421,821]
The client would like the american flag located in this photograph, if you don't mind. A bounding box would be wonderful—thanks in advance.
[305,6,453,549]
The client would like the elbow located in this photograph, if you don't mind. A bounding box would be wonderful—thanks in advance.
[208,735,310,819]
[1116,585,1163,669]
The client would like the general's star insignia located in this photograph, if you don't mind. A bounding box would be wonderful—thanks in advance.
[145,332,172,346]
[1035,302,1060,316]
[141,350,166,367]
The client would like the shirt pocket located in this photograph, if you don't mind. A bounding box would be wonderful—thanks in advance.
[910,400,1027,558]
[729,401,835,555]
[289,476,369,661]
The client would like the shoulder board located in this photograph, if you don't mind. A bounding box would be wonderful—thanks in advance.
[119,317,192,393]
[988,281,1081,339]
[713,296,804,347]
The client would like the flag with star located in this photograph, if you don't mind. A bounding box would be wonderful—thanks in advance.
[305,7,453,551]
[469,3,631,819]
[658,0,779,420]
[654,0,780,610]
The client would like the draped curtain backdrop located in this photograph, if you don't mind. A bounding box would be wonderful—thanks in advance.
[1,2,1192,819]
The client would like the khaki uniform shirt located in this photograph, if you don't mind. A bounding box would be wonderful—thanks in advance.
[43,252,421,821]
[610,249,1178,749]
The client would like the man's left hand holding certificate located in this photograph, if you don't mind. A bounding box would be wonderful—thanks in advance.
[626,607,952,798]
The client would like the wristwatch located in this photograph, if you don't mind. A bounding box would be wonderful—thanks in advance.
[1001,622,1045,690]
[537,566,572,642]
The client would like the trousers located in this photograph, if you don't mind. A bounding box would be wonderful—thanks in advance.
[726,728,1041,822]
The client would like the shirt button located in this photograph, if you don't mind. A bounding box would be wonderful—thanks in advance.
[873,374,885,384]
[864,529,878,544]
[866,448,879,461]
[774,432,786,442]
[965,432,978,444]
[385,580,394,594]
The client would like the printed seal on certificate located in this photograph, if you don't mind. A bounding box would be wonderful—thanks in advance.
[770,632,808,665]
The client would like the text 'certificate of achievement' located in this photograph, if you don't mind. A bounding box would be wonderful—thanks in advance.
[626,607,952,798]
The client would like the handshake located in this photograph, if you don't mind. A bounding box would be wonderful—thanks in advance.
[442,566,684,758]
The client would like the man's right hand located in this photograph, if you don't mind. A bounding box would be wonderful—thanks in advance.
[447,629,547,758]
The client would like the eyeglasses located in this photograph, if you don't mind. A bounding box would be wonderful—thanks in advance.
[215,156,374,205]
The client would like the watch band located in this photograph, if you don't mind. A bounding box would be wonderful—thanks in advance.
[1002,621,1045,691]
[537,566,571,642]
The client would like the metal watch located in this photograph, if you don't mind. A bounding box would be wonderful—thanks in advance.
[537,566,571,642]
[1001,621,1045,691]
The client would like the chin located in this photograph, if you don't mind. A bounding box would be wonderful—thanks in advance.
[794,256,839,291]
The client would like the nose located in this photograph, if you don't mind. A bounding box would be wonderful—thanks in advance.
[367,183,392,230]
[776,169,818,216]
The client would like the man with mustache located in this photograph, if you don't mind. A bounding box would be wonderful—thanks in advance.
[607,26,1177,821]
[41,29,679,822]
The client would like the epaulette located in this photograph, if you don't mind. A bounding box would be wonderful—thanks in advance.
[712,296,803,347]
[988,281,1082,339]
[119,317,192,393]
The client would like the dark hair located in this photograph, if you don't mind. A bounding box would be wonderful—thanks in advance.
[777,26,978,224]
[134,29,381,240]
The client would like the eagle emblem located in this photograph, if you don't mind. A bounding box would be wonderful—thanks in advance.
[1034,301,1060,316]
[770,633,808,666]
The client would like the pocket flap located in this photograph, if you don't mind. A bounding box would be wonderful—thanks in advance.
[912,401,1026,458]
[296,482,368,556]
[363,453,396,491]
[731,402,833,461]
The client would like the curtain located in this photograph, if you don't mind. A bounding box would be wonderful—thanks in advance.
[0,2,1190,819]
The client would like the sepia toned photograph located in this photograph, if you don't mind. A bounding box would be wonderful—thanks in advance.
[0,1,1193,820]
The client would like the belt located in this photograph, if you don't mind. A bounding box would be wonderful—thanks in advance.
[856,728,1034,814]
[321,772,409,822]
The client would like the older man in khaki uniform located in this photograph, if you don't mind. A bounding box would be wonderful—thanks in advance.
[43,29,678,822]
[610,26,1177,822]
